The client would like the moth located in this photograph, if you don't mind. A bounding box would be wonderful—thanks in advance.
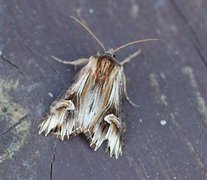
[39,16,157,158]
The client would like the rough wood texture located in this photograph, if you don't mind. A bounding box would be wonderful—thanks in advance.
[0,0,207,179]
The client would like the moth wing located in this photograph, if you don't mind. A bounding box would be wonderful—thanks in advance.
[39,56,126,158]
[38,60,90,140]
[87,67,126,158]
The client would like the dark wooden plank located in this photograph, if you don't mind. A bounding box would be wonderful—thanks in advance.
[0,0,207,179]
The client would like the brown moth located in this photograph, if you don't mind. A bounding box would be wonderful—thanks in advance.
[38,16,157,158]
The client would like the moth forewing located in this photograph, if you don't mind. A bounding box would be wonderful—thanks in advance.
[39,54,125,158]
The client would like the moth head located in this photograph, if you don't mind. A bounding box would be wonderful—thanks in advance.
[104,48,116,59]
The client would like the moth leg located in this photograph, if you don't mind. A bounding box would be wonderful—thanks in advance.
[51,55,89,66]
[124,89,139,107]
[123,73,139,107]
[120,49,142,65]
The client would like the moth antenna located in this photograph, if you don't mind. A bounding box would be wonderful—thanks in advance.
[114,38,159,53]
[70,16,106,51]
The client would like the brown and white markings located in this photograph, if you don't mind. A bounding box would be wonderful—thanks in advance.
[38,16,157,158]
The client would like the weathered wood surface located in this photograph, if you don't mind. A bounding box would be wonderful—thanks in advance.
[0,0,207,179]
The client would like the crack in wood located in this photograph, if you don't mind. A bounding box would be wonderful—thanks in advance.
[50,143,57,180]
[0,114,29,136]
[0,52,28,78]
[0,53,20,70]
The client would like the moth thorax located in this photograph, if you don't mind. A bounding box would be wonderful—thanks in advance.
[94,58,115,82]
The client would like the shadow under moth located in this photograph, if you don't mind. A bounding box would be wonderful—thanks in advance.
[38,16,157,158]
